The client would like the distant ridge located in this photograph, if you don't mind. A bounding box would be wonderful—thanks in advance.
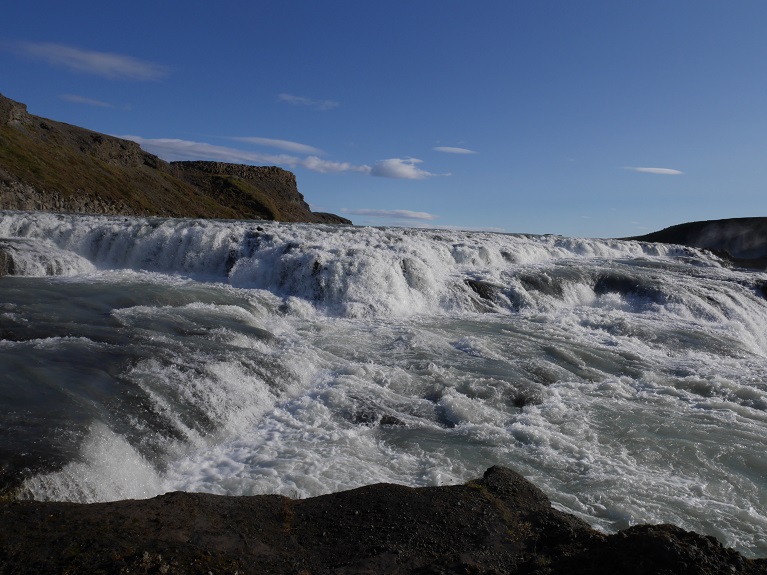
[628,217,767,269]
[0,93,350,224]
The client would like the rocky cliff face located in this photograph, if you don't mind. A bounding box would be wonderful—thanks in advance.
[0,94,29,125]
[169,160,350,224]
[0,171,139,215]
[0,93,350,224]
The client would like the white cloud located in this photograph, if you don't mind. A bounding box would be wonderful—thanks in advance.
[277,93,339,111]
[60,94,115,108]
[433,146,478,155]
[121,136,302,165]
[19,42,167,80]
[342,208,439,221]
[231,137,324,155]
[369,158,441,179]
[303,156,370,174]
[121,136,447,181]
[121,136,370,175]
[623,166,684,175]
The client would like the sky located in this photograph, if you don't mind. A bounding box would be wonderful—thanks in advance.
[2,1,766,237]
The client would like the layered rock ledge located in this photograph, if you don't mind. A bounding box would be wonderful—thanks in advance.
[1,466,763,574]
[0,93,350,224]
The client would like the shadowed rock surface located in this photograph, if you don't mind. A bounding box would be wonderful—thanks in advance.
[0,466,763,574]
[628,218,767,270]
[0,93,350,224]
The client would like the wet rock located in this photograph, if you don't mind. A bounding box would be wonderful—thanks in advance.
[519,272,566,298]
[352,407,405,427]
[0,466,764,574]
[593,271,666,303]
[465,278,497,300]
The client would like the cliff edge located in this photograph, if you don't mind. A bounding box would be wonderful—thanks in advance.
[0,93,350,224]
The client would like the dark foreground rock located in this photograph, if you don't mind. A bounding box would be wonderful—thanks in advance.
[628,218,767,270]
[0,93,350,224]
[0,466,763,574]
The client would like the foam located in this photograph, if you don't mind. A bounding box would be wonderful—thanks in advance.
[0,210,732,319]
[19,422,163,502]
[4,211,767,557]
[0,238,95,276]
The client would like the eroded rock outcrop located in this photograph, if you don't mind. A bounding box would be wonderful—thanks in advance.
[0,93,350,224]
[0,466,763,574]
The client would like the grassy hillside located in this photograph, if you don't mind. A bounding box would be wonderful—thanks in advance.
[0,93,350,224]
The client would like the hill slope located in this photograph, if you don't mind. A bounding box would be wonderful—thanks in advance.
[0,93,350,224]
[628,217,767,269]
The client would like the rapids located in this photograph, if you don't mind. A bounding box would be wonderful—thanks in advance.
[1,210,766,557]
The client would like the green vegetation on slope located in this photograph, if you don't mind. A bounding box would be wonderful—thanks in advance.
[0,93,351,224]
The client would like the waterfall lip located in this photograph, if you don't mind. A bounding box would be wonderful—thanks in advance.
[2,211,767,558]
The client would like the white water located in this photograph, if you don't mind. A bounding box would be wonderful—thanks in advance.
[1,210,766,557]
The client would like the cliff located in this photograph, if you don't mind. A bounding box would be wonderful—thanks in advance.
[1,466,763,574]
[0,93,350,224]
[627,218,767,270]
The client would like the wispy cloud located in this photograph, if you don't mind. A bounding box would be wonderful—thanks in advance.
[277,93,339,111]
[369,158,443,180]
[121,136,447,181]
[60,94,115,108]
[303,156,369,174]
[231,136,324,155]
[122,136,296,164]
[341,209,439,221]
[121,136,369,175]
[18,42,167,80]
[433,146,478,155]
[623,166,684,175]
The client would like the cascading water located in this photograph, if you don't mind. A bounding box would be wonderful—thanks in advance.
[1,209,766,557]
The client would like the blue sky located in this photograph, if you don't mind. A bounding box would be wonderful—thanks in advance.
[2,1,766,237]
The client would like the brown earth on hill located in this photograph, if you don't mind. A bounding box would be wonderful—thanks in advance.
[0,93,350,224]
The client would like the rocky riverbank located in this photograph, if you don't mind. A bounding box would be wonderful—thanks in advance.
[1,466,763,574]
[0,93,350,224]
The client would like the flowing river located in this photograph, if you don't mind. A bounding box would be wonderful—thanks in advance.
[1,210,765,557]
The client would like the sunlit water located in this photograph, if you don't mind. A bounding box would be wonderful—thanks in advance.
[1,210,766,557]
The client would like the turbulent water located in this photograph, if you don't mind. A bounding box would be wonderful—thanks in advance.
[1,210,766,557]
